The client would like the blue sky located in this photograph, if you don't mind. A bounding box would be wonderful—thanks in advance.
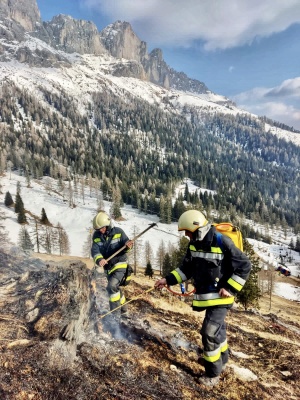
[36,0,300,130]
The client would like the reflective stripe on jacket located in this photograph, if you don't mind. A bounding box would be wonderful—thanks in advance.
[166,227,251,311]
[91,226,130,272]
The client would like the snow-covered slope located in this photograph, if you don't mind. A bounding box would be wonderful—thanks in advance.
[1,171,180,260]
[1,171,299,301]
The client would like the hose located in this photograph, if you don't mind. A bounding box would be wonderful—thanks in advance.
[165,285,195,297]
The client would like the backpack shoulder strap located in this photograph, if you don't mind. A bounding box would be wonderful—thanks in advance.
[216,232,225,252]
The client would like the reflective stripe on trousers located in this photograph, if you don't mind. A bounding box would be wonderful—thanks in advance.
[108,262,127,275]
[200,306,230,377]
[106,269,127,311]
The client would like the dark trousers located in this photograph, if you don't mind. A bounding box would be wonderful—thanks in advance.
[200,306,230,377]
[106,268,129,311]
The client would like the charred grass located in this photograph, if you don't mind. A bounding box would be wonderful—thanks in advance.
[0,263,299,399]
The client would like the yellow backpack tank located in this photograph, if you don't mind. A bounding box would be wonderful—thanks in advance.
[214,222,243,252]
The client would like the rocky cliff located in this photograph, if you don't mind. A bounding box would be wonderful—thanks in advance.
[0,0,40,31]
[0,0,209,94]
[0,0,40,42]
[100,21,209,93]
[40,14,106,56]
[99,20,147,63]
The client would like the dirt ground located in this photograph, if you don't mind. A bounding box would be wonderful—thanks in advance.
[0,252,299,400]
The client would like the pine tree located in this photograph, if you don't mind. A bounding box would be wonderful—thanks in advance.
[159,194,166,223]
[171,236,189,267]
[173,199,186,220]
[18,226,34,253]
[4,191,13,207]
[14,192,24,214]
[145,261,154,279]
[40,208,50,225]
[165,197,172,224]
[110,186,122,219]
[295,236,300,252]
[17,208,27,224]
[184,182,190,202]
[236,239,261,310]
[162,253,173,276]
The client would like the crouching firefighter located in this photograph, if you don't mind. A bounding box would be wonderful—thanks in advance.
[91,211,133,314]
[155,210,251,387]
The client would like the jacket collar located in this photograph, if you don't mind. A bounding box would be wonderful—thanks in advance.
[191,226,215,250]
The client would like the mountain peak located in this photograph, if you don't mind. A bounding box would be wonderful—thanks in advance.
[100,20,147,62]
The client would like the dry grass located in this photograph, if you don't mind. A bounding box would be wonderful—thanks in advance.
[1,253,297,400]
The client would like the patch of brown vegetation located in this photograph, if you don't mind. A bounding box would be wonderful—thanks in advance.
[0,252,299,399]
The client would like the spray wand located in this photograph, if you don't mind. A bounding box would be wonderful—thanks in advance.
[99,287,155,319]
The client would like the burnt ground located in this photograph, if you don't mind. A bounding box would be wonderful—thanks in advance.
[0,250,299,400]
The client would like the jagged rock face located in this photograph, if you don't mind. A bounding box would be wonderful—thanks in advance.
[41,14,106,55]
[110,60,147,79]
[144,48,170,89]
[0,21,25,43]
[14,45,70,67]
[100,20,148,63]
[142,48,208,93]
[169,69,208,94]
[0,0,209,95]
[0,0,41,31]
[99,22,208,93]
[0,0,34,42]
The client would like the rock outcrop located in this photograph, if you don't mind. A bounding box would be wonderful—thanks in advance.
[100,20,147,62]
[0,0,40,32]
[40,14,106,56]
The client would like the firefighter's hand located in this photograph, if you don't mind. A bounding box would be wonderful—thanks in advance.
[126,240,133,249]
[155,278,167,289]
[219,288,232,298]
[99,259,107,268]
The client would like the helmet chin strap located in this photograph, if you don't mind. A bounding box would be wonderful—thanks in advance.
[196,223,210,240]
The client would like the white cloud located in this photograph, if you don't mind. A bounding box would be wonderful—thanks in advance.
[233,77,300,129]
[265,77,300,98]
[81,0,300,50]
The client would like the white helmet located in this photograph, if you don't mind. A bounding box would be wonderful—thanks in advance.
[93,211,111,230]
[178,210,210,240]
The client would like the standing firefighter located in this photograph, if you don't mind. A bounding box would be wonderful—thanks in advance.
[155,210,251,387]
[91,211,133,314]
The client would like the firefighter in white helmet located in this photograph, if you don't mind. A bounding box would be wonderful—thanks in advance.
[91,211,133,314]
[155,210,251,387]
